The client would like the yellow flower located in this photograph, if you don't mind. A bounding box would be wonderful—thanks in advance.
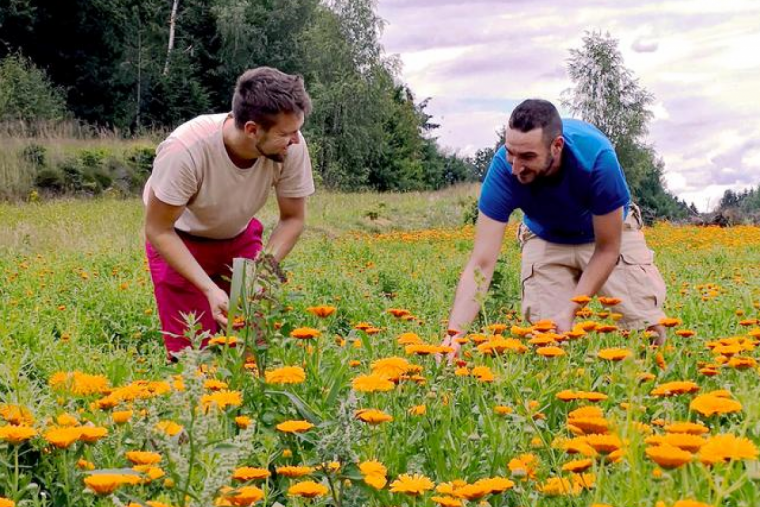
[265,366,306,385]
[56,413,79,427]
[389,473,434,495]
[352,374,395,393]
[0,425,37,444]
[126,451,162,465]
[431,496,462,507]
[288,480,329,498]
[0,497,15,507]
[233,467,271,481]
[409,404,426,416]
[562,458,594,473]
[664,422,709,435]
[276,420,314,433]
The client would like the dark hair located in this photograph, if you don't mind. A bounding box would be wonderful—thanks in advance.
[508,99,563,146]
[232,67,312,130]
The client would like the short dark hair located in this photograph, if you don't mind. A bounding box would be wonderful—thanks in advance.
[232,67,313,130]
[508,99,563,146]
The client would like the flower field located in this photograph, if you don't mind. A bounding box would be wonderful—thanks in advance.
[2,190,760,507]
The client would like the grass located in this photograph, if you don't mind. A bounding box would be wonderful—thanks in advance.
[1,187,760,507]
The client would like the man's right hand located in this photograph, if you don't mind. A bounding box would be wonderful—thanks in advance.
[205,285,230,327]
[437,331,464,365]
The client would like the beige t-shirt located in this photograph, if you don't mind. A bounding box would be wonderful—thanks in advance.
[143,113,315,239]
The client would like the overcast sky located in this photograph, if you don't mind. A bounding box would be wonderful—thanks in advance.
[376,0,760,211]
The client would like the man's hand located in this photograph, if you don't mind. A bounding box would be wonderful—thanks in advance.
[437,331,464,365]
[204,284,230,327]
[554,306,579,334]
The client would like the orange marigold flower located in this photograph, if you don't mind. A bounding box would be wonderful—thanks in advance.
[276,420,314,433]
[220,484,265,505]
[201,390,242,411]
[664,422,709,435]
[397,332,422,345]
[44,427,82,449]
[352,374,395,393]
[658,317,682,328]
[355,409,393,425]
[126,451,162,465]
[233,466,271,481]
[0,404,35,426]
[78,426,108,443]
[290,327,321,339]
[288,480,329,498]
[371,357,413,379]
[83,473,140,495]
[675,329,696,338]
[471,365,495,382]
[387,308,411,318]
[645,433,706,453]
[584,434,622,454]
[265,366,306,385]
[431,496,462,507]
[0,425,37,444]
[650,381,700,397]
[571,295,592,304]
[562,458,594,473]
[276,465,314,478]
[699,434,759,465]
[645,445,692,468]
[597,348,631,361]
[155,420,183,436]
[306,305,337,318]
[598,297,622,306]
[485,323,508,334]
[359,460,387,489]
[556,390,608,402]
[389,473,434,495]
[536,346,565,358]
[690,393,742,417]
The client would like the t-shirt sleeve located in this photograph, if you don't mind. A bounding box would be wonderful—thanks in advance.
[275,133,316,198]
[148,140,199,206]
[478,147,516,223]
[590,149,631,215]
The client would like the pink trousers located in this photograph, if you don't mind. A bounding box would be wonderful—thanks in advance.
[145,219,263,355]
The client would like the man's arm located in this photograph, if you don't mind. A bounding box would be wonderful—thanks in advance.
[144,189,230,326]
[265,195,307,262]
[555,206,624,332]
[442,212,508,359]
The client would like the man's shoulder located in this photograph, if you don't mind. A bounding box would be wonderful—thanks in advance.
[561,118,615,168]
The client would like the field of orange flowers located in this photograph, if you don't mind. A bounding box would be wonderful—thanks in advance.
[1,194,760,507]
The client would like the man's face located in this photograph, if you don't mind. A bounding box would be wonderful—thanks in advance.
[504,127,561,184]
[247,112,304,163]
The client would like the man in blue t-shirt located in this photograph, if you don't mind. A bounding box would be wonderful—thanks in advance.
[442,99,668,358]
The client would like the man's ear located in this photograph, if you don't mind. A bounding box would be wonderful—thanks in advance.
[243,121,260,137]
[552,136,565,155]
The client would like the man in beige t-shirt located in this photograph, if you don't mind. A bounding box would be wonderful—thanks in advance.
[144,67,315,357]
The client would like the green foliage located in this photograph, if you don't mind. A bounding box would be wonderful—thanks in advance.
[0,54,68,122]
[561,31,690,220]
[0,0,469,193]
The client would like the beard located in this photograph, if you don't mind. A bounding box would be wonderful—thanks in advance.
[256,140,287,163]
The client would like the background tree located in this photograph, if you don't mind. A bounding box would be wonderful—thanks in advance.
[561,31,689,221]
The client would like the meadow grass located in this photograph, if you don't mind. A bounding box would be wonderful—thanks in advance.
[1,187,760,507]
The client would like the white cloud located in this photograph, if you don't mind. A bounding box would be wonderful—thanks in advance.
[377,0,760,211]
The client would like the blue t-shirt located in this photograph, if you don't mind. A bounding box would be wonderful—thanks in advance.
[478,118,631,244]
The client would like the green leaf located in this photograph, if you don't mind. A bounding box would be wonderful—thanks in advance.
[265,390,322,425]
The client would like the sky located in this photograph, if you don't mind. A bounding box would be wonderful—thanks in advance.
[376,0,760,211]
